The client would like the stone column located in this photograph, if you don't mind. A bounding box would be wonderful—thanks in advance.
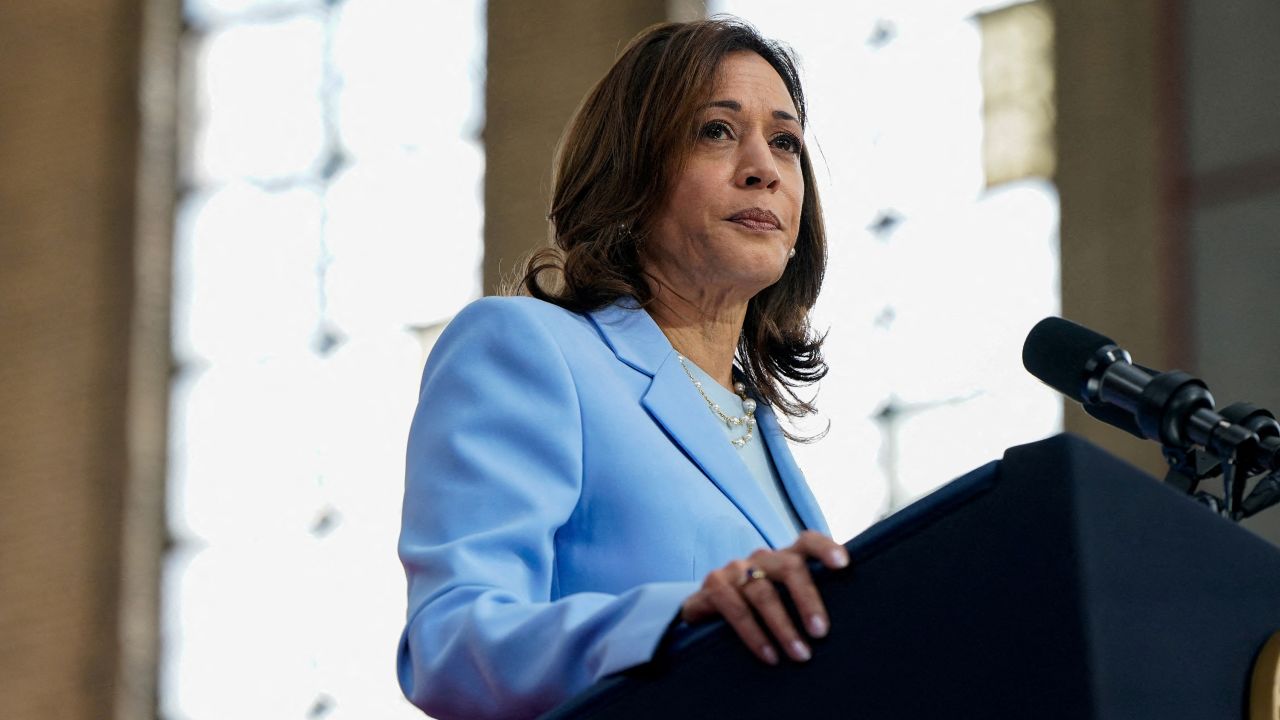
[1052,0,1186,476]
[0,0,175,717]
[483,0,669,294]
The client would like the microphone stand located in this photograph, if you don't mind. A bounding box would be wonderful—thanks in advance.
[1160,401,1280,521]
[1224,403,1280,519]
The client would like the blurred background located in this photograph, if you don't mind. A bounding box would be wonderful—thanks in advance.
[2,0,1278,717]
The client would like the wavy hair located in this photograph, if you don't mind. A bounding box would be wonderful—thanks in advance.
[509,17,828,432]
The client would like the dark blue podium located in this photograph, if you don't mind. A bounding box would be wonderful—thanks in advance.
[545,434,1280,719]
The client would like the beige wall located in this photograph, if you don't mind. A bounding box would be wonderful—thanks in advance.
[1182,0,1280,543]
[1053,0,1184,474]
[484,0,668,293]
[0,1,141,717]
[0,0,175,717]
[1054,0,1280,544]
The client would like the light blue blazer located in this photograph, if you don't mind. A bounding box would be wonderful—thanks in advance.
[397,295,830,719]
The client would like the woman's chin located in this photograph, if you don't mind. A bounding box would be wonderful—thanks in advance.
[730,264,790,297]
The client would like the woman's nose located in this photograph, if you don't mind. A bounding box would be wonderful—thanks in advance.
[735,136,781,190]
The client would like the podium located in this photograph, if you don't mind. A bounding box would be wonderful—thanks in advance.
[545,434,1280,719]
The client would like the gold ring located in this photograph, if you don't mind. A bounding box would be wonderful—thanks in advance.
[739,566,767,587]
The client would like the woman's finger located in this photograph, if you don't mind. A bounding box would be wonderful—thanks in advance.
[771,551,830,639]
[784,533,847,638]
[739,562,811,661]
[679,588,715,624]
[791,530,850,569]
[706,570,780,665]
[682,563,779,665]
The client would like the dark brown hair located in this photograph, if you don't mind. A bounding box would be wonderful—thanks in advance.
[511,17,828,430]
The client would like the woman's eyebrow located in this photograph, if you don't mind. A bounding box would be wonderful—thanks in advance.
[706,99,799,124]
[707,99,742,112]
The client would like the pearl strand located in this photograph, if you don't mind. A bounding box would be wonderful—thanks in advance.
[676,354,757,448]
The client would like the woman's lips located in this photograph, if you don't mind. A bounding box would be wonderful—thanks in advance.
[726,208,781,231]
[729,218,780,232]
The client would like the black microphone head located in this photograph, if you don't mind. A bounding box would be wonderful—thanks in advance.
[1022,317,1119,402]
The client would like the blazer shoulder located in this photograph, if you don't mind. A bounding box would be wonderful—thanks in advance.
[425,297,601,391]
[446,295,594,341]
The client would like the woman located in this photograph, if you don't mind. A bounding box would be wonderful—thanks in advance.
[398,17,848,719]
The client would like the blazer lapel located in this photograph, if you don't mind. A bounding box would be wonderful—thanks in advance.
[642,355,796,549]
[756,405,831,536]
[590,300,795,549]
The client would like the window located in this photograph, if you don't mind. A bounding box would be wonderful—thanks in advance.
[164,1,485,716]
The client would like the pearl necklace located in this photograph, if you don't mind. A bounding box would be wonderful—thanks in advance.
[676,354,757,448]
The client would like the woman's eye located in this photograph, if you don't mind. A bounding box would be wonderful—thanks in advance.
[701,121,732,140]
[772,133,802,154]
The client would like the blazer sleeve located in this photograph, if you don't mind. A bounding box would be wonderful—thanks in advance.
[397,298,698,720]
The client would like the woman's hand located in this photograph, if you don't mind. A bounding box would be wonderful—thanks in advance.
[680,530,850,665]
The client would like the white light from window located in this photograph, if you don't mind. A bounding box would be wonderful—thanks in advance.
[333,0,487,158]
[189,13,328,183]
[172,182,323,363]
[323,148,484,333]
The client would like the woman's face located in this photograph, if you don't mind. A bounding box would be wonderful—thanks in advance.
[643,51,805,308]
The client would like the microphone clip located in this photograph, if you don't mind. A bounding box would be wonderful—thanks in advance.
[1162,402,1280,521]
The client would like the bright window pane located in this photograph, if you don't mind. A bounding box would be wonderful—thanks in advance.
[172,182,323,363]
[168,356,326,545]
[323,148,484,332]
[161,541,327,718]
[333,0,486,157]
[189,13,328,183]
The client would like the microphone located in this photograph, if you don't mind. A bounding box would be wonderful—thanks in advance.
[1023,316,1280,518]
[1021,317,1261,465]
[1081,401,1145,440]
